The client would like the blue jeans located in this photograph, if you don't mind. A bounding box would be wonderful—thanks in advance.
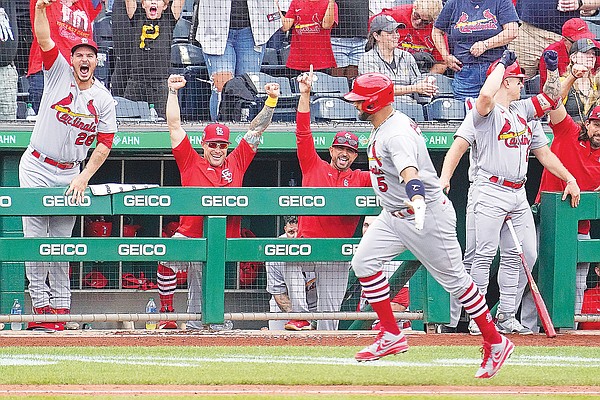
[452,63,491,101]
[203,27,265,121]
[28,72,45,114]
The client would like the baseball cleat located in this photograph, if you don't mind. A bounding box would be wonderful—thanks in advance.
[355,331,408,362]
[468,319,482,336]
[284,320,313,331]
[475,335,515,378]
[158,320,178,329]
[496,316,533,335]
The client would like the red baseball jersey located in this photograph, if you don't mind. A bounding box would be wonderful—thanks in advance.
[579,286,600,330]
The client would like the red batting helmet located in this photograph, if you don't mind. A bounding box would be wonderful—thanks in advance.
[486,60,527,79]
[84,218,112,237]
[343,73,394,114]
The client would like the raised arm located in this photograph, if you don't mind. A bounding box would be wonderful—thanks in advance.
[171,0,185,20]
[440,137,470,193]
[276,0,295,32]
[322,0,336,30]
[476,51,517,117]
[244,82,281,152]
[297,65,313,113]
[166,74,187,149]
[34,0,56,52]
[125,0,137,19]
[531,146,580,207]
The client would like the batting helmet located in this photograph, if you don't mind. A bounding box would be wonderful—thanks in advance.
[343,73,394,115]
[84,218,112,237]
[486,60,527,79]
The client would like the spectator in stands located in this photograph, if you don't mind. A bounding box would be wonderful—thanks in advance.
[579,264,600,330]
[560,40,600,122]
[158,74,279,329]
[431,0,519,100]
[27,0,103,113]
[329,0,369,81]
[278,0,338,74]
[0,0,18,120]
[196,0,281,121]
[359,15,437,103]
[372,0,446,74]
[539,18,596,89]
[123,0,185,118]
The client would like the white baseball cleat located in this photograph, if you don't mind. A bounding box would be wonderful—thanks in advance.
[355,331,409,362]
[475,335,515,378]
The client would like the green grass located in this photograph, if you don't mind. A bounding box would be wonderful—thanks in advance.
[0,346,599,387]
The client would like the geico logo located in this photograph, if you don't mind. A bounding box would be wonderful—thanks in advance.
[123,195,171,207]
[278,195,326,207]
[39,243,87,256]
[201,195,248,207]
[341,243,360,256]
[118,244,167,256]
[0,196,11,207]
[43,195,91,207]
[264,244,312,256]
[355,195,380,207]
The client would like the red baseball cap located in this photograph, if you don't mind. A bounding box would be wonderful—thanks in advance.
[71,37,98,55]
[331,131,359,151]
[587,104,600,121]
[202,123,231,143]
[562,18,595,42]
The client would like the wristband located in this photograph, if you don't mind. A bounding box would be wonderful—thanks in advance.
[406,179,425,200]
[265,96,278,108]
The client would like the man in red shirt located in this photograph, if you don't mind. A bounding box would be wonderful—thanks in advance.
[372,0,446,74]
[579,265,600,330]
[283,67,371,331]
[156,73,280,329]
[539,18,595,88]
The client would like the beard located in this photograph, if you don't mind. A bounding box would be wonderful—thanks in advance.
[358,111,371,121]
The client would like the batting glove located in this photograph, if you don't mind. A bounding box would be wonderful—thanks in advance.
[543,50,559,72]
[499,50,517,68]
[405,198,426,231]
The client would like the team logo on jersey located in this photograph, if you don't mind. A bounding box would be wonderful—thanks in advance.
[51,93,98,132]
[294,14,323,34]
[399,33,435,53]
[222,168,233,183]
[368,140,383,175]
[343,179,349,187]
[456,9,498,34]
[497,115,530,148]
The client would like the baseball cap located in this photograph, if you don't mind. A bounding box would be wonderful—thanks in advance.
[202,123,231,143]
[331,131,359,151]
[569,38,600,55]
[83,271,108,289]
[587,104,600,121]
[562,18,595,42]
[71,37,98,56]
[365,15,405,52]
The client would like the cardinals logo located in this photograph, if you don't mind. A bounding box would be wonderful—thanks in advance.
[294,14,322,34]
[456,9,498,34]
[51,93,98,132]
[497,115,530,148]
[368,140,383,175]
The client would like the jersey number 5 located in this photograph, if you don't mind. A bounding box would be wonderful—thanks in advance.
[75,133,96,146]
[377,176,388,192]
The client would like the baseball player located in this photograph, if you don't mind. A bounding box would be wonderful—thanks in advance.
[266,216,317,330]
[345,72,512,379]
[283,65,371,331]
[157,74,279,329]
[465,50,580,334]
[20,0,117,331]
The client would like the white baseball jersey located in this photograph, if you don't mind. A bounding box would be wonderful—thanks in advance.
[471,100,548,182]
[29,50,117,162]
[367,111,443,211]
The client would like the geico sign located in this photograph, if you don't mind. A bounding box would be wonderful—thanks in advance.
[201,195,248,207]
[40,244,87,256]
[43,195,91,207]
[123,195,171,207]
[278,195,325,207]
[264,244,312,256]
[0,196,11,207]
[355,195,380,207]
[341,243,359,256]
[118,244,166,256]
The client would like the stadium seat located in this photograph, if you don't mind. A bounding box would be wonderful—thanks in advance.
[294,71,349,98]
[311,97,358,122]
[114,96,151,121]
[179,65,211,121]
[171,43,204,68]
[260,48,287,76]
[93,15,113,46]
[17,76,29,102]
[424,98,466,121]
[244,72,295,97]
[173,18,192,43]
[416,73,454,104]
[279,45,291,66]
[525,75,540,96]
[244,72,297,122]
[16,101,27,120]
[394,99,426,122]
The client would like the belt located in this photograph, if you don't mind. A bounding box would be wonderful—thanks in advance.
[31,150,79,170]
[489,175,525,189]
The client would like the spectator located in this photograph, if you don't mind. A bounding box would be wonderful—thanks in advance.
[278,0,338,74]
[432,0,519,100]
[27,0,103,113]
[22,0,116,331]
[539,18,595,89]
[283,66,371,331]
[560,40,600,122]
[0,0,18,120]
[359,15,437,102]
[157,74,279,329]
[330,0,369,81]
[265,216,317,330]
[196,0,281,121]
[374,0,446,74]
[579,264,600,330]
[123,0,185,118]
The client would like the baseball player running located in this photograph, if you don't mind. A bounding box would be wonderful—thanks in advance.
[157,74,279,329]
[345,72,512,379]
[465,50,579,334]
[20,0,117,331]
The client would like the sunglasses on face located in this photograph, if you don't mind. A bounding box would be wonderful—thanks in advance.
[413,11,433,25]
[334,136,358,147]
[206,142,229,149]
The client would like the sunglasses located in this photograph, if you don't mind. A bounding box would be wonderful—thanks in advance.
[334,136,358,147]
[206,142,229,149]
[413,11,433,25]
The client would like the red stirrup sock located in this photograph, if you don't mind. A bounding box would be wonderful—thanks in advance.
[459,282,502,344]
[359,271,400,335]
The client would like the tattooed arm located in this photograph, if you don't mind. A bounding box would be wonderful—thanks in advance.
[273,293,293,312]
[544,68,561,100]
[244,83,281,152]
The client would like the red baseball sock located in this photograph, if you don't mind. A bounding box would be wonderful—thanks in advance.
[157,263,176,312]
[359,271,400,335]
[459,282,502,344]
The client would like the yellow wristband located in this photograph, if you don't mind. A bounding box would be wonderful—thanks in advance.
[265,96,278,108]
